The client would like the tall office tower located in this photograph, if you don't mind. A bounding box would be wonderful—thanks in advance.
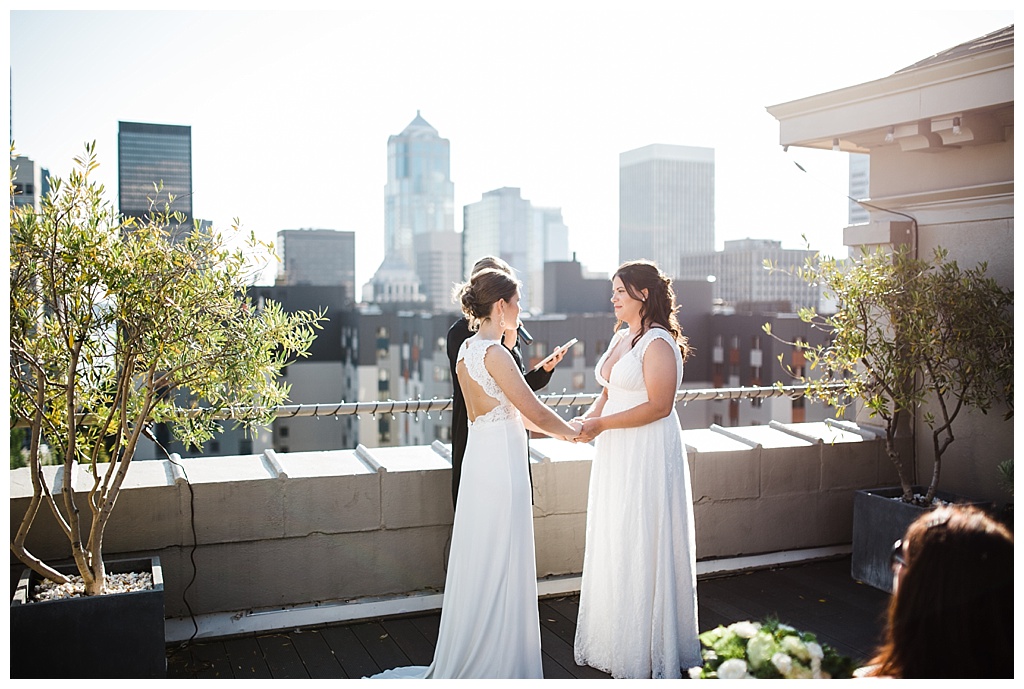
[413,230,463,312]
[10,155,49,211]
[463,187,533,308]
[276,228,357,303]
[619,144,715,279]
[530,206,570,313]
[848,154,870,225]
[118,121,193,232]
[376,111,458,309]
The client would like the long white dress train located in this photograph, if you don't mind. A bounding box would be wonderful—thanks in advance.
[574,327,701,679]
[371,337,543,679]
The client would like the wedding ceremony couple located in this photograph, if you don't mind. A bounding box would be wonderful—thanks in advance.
[372,256,701,680]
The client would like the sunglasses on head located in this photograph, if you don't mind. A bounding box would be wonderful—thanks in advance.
[890,539,907,570]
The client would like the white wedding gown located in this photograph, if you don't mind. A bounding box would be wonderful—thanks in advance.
[574,327,701,679]
[371,337,543,679]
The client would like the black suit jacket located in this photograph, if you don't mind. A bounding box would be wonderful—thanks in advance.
[446,317,552,509]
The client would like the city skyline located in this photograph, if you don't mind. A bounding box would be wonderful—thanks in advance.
[8,7,1014,291]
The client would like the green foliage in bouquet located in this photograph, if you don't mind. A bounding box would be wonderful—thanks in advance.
[689,619,857,679]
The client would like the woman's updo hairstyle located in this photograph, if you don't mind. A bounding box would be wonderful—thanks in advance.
[471,255,514,277]
[454,268,519,332]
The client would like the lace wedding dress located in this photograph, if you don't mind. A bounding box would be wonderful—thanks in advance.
[574,327,701,679]
[371,337,543,679]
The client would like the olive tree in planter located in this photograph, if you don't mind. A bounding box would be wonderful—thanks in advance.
[9,145,325,676]
[764,245,1012,590]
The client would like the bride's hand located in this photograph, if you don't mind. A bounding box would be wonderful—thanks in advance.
[575,417,600,443]
[564,420,583,442]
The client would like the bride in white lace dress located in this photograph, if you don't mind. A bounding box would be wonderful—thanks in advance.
[371,268,581,679]
[572,260,701,679]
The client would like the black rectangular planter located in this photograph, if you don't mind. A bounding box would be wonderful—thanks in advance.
[851,487,981,593]
[10,556,166,678]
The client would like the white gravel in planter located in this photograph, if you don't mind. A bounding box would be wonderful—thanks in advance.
[31,571,154,602]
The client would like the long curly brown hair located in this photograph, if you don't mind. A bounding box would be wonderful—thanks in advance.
[613,260,690,361]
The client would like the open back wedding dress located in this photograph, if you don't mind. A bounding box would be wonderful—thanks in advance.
[371,337,543,679]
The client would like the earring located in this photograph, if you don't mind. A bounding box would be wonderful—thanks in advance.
[500,313,506,329]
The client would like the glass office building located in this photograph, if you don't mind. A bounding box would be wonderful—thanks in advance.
[384,111,455,269]
[118,121,192,224]
[619,144,715,280]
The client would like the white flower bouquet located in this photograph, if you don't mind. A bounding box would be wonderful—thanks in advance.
[688,619,856,679]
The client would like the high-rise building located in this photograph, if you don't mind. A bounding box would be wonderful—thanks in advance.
[276,228,357,304]
[10,155,49,211]
[463,187,547,311]
[413,230,463,313]
[374,111,459,309]
[848,154,870,225]
[677,238,821,313]
[118,121,193,227]
[619,144,715,279]
[462,189,572,313]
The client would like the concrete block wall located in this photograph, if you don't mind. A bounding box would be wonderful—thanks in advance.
[11,421,892,620]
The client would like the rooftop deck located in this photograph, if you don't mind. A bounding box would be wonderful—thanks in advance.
[166,555,890,679]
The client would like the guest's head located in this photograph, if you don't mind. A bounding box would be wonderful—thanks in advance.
[455,268,520,332]
[612,260,690,359]
[868,504,1013,678]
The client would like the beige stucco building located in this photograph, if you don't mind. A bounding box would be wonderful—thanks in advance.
[767,25,1014,504]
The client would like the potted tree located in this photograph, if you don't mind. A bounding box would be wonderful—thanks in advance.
[9,144,325,677]
[764,244,1012,591]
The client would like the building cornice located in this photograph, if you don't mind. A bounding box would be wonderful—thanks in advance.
[766,45,1013,152]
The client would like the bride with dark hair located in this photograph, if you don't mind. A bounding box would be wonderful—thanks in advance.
[572,259,701,679]
[372,268,581,679]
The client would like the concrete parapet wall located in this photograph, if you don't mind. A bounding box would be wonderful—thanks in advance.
[10,421,891,620]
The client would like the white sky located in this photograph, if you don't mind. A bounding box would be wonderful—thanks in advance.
[7,4,1016,289]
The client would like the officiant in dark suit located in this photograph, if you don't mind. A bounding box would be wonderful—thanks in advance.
[446,256,567,508]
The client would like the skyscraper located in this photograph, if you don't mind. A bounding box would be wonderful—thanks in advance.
[10,155,49,211]
[276,228,357,304]
[463,187,534,307]
[619,144,715,279]
[848,153,870,226]
[462,188,571,314]
[376,111,459,309]
[118,121,193,227]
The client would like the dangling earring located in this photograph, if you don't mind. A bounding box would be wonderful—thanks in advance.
[500,312,506,329]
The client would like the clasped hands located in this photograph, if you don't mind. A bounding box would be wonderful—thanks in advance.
[563,416,600,443]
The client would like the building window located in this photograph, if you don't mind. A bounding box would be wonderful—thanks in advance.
[378,416,391,443]
[572,340,585,362]
[531,341,548,361]
[376,326,390,359]
[573,372,586,390]
[435,425,451,442]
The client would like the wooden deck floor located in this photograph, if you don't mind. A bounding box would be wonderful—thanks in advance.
[166,556,890,679]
